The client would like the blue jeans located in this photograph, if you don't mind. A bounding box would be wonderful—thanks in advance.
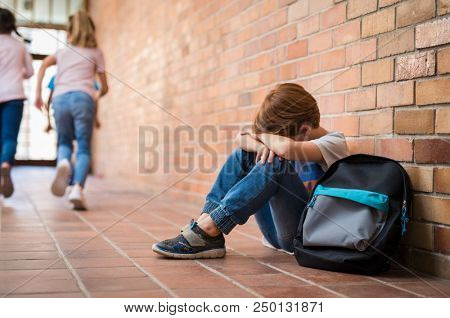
[202,148,310,252]
[53,91,94,187]
[0,99,24,164]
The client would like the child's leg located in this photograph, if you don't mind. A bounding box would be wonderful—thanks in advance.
[0,100,24,198]
[71,93,95,187]
[205,155,307,236]
[202,148,257,213]
[53,96,74,164]
[51,94,75,197]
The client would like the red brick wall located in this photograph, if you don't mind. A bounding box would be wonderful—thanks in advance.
[89,0,450,278]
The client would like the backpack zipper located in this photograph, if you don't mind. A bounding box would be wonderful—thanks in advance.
[401,200,408,237]
[307,195,318,208]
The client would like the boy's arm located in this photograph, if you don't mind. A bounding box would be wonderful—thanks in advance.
[235,132,265,153]
[255,133,324,162]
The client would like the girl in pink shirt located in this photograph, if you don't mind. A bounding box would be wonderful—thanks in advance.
[35,11,108,210]
[0,8,34,198]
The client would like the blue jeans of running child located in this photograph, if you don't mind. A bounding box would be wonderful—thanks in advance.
[202,148,322,253]
[52,91,94,187]
[0,99,24,164]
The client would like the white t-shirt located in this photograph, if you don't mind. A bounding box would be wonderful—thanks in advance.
[310,131,350,170]
[0,34,34,103]
[52,45,105,98]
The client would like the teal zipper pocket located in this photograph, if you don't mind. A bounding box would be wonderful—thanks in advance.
[308,185,389,212]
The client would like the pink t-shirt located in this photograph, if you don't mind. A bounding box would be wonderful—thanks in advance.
[0,34,34,104]
[53,45,105,98]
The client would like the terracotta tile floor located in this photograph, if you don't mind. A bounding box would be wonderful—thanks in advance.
[1,167,449,298]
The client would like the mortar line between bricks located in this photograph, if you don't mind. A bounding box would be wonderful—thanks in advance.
[155,200,440,298]
[143,209,345,298]
[106,210,263,298]
[18,192,91,298]
[73,212,178,298]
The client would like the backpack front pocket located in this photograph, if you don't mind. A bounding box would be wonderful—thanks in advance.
[302,185,389,251]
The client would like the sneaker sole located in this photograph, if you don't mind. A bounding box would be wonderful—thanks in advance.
[1,167,13,198]
[51,164,71,197]
[69,197,87,211]
[151,244,226,259]
[261,237,294,256]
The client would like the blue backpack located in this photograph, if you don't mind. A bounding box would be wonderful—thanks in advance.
[294,154,411,275]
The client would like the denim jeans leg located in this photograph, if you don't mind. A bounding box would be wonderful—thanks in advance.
[71,92,94,187]
[209,156,304,235]
[202,148,256,213]
[53,94,75,164]
[0,100,24,164]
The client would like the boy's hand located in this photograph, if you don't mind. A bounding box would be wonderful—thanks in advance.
[235,132,264,153]
[255,146,279,164]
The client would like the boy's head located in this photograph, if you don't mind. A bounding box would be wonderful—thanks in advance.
[253,83,320,140]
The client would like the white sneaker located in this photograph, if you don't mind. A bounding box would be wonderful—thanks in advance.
[68,184,87,210]
[261,236,294,255]
[51,159,71,197]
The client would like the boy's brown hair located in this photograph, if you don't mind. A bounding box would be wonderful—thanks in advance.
[253,83,320,138]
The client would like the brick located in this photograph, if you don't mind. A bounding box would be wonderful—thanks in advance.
[375,138,413,161]
[410,249,450,279]
[404,166,434,192]
[435,168,450,194]
[259,69,276,85]
[362,58,394,85]
[438,0,450,15]
[416,17,450,48]
[278,62,297,80]
[277,25,297,44]
[309,0,334,14]
[238,92,252,106]
[434,226,450,254]
[309,31,332,53]
[415,139,450,164]
[346,39,377,66]
[298,15,319,36]
[437,47,450,74]
[362,7,395,38]
[319,48,346,71]
[297,55,319,76]
[396,0,435,28]
[288,0,308,21]
[328,115,360,136]
[360,110,393,135]
[396,51,436,80]
[287,40,308,59]
[436,108,450,134]
[395,109,434,135]
[318,94,345,114]
[379,0,400,8]
[309,73,333,94]
[403,221,433,250]
[416,78,450,105]
[346,87,376,111]
[320,3,346,29]
[377,81,415,108]
[347,138,375,155]
[334,66,361,91]
[347,0,377,19]
[378,28,414,58]
[333,19,361,46]
[413,195,450,225]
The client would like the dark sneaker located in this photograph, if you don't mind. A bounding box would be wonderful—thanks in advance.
[1,165,14,198]
[152,220,226,259]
